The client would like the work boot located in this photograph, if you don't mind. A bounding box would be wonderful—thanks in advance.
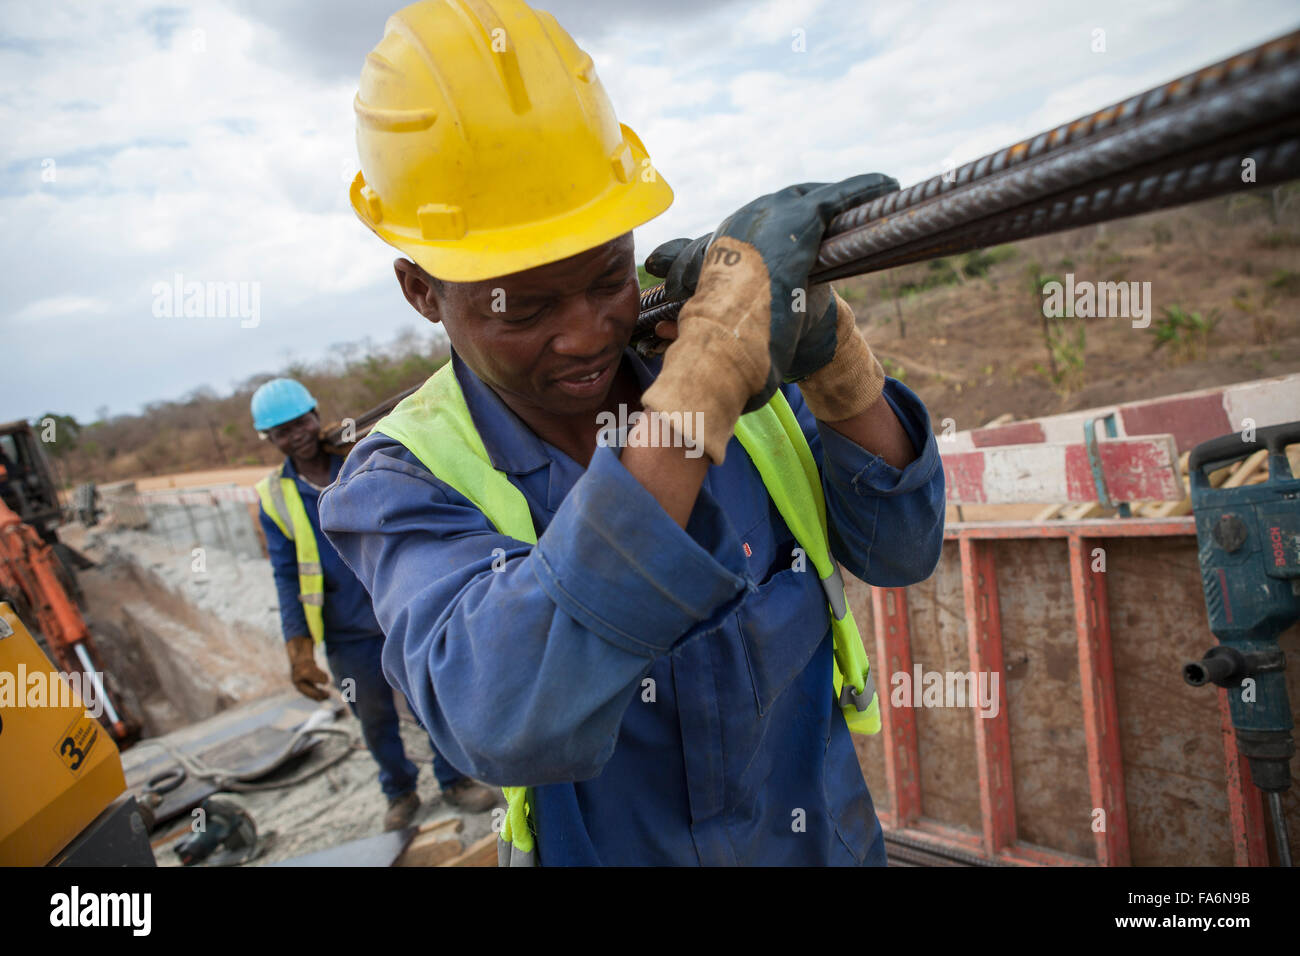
[383,791,420,831]
[441,778,501,814]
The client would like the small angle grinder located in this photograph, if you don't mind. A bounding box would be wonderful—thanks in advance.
[1183,420,1300,867]
[173,797,259,867]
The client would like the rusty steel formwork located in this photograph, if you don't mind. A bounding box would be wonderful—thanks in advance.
[844,518,1299,867]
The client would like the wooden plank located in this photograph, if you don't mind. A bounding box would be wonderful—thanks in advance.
[394,817,465,867]
[438,833,498,867]
[1062,502,1107,521]
[910,549,982,831]
[1218,691,1269,866]
[1147,493,1192,517]
[960,538,1016,856]
[1104,538,1237,865]
[844,574,889,818]
[991,539,1093,861]
[1069,536,1130,866]
[872,586,921,828]
[417,817,464,837]
[942,436,1181,505]
[1221,450,1268,488]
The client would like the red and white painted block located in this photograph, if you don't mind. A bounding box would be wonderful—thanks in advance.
[942,434,1182,505]
[941,373,1300,455]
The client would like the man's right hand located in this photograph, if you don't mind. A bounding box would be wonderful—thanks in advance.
[640,173,898,465]
[286,635,331,701]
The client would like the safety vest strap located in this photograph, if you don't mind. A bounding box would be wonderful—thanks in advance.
[266,473,296,541]
[256,465,327,645]
[733,400,880,736]
[372,364,538,545]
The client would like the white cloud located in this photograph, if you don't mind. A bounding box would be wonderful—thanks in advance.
[2,0,1297,422]
[12,296,114,323]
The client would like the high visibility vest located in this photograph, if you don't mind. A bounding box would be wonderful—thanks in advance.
[256,463,326,645]
[373,361,880,865]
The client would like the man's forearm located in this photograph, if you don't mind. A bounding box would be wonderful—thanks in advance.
[621,414,711,528]
[820,391,917,470]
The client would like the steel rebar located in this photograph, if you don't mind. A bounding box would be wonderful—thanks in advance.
[634,29,1300,348]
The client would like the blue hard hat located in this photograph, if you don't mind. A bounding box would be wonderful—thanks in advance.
[251,378,317,431]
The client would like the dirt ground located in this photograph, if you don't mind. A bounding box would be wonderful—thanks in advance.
[140,709,499,868]
[120,466,269,491]
[838,199,1300,431]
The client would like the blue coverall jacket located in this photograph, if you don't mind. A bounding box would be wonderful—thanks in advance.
[319,348,945,865]
[258,453,384,645]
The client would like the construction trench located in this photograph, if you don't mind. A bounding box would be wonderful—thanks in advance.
[56,521,498,866]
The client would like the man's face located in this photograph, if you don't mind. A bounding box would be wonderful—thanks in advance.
[266,410,321,460]
[398,234,640,419]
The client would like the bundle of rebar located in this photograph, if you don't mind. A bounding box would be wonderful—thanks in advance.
[633,29,1300,349]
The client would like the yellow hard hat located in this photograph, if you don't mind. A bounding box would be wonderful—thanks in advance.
[350,0,674,282]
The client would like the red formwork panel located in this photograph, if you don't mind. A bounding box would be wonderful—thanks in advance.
[845,518,1298,866]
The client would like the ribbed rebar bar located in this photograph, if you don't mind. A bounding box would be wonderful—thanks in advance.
[634,29,1300,348]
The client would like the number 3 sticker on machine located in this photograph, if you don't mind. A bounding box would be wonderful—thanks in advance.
[54,713,100,774]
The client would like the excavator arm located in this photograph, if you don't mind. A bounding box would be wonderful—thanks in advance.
[0,464,139,746]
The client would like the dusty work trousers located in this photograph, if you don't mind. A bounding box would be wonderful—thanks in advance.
[324,635,465,798]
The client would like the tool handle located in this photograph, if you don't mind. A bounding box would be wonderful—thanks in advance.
[1188,420,1300,475]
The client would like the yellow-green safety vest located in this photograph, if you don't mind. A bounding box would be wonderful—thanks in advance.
[256,463,326,645]
[373,361,880,865]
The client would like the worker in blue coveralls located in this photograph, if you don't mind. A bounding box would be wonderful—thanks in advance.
[319,0,944,864]
[250,377,500,829]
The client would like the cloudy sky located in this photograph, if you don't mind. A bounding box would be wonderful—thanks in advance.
[3,0,1297,423]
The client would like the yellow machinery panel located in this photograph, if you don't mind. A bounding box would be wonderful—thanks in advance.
[0,602,125,866]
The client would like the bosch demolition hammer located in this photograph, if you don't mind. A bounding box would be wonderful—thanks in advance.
[1184,420,1300,866]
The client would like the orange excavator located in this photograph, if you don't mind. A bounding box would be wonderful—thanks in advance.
[0,422,140,746]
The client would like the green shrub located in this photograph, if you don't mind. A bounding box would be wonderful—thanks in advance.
[1256,231,1300,249]
[1267,269,1300,295]
[1149,304,1221,362]
[961,245,1018,278]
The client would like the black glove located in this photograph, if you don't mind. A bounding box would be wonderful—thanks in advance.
[644,232,711,300]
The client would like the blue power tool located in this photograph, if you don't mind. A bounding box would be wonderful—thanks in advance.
[1184,420,1300,866]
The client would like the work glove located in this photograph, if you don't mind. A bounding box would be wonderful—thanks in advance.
[644,235,841,380]
[286,634,330,701]
[643,232,711,301]
[793,285,889,423]
[640,173,898,463]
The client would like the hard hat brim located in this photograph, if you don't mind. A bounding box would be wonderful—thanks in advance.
[352,126,673,283]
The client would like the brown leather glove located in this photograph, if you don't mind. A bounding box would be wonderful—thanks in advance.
[286,635,330,701]
[795,287,886,422]
[640,175,897,464]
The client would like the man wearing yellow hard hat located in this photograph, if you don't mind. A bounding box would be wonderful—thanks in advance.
[321,0,944,865]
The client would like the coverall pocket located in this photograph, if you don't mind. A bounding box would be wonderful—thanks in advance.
[737,564,831,715]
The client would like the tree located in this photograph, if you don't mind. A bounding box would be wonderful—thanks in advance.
[32,413,81,457]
